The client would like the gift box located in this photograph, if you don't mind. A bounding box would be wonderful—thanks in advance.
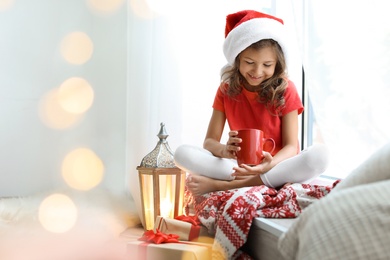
[127,240,211,260]
[154,215,210,241]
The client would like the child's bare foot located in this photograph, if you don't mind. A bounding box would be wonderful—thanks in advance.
[186,174,264,196]
[187,175,229,196]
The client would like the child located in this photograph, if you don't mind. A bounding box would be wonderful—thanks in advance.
[174,10,329,196]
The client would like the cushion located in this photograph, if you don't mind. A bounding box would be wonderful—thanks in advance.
[278,179,390,260]
[277,142,390,260]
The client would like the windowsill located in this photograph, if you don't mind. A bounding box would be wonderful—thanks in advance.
[252,217,295,237]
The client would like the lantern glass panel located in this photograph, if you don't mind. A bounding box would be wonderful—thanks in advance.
[159,174,175,218]
[140,173,154,230]
[178,175,185,216]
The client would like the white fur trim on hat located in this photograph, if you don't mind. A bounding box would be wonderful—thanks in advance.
[223,17,288,66]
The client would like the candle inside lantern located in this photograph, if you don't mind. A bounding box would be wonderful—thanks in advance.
[160,198,173,218]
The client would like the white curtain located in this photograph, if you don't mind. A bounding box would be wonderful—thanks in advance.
[295,0,390,178]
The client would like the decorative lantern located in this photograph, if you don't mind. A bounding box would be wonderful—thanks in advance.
[137,122,186,230]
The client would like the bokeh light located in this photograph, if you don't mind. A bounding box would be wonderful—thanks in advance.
[86,0,125,15]
[39,194,78,233]
[38,88,84,129]
[145,0,181,15]
[129,0,154,19]
[58,77,94,114]
[0,0,14,11]
[61,31,94,65]
[62,148,104,191]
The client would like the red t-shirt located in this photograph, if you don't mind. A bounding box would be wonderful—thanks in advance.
[212,80,304,155]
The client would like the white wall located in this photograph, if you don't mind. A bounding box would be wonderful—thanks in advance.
[0,0,129,199]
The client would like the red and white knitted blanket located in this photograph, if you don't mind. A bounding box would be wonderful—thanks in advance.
[184,181,339,259]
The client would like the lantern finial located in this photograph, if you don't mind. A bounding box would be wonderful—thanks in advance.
[157,122,168,142]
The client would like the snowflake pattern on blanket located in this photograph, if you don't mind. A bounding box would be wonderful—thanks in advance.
[184,181,339,259]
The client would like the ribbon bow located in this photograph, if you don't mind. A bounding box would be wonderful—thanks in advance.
[175,215,201,226]
[138,229,179,244]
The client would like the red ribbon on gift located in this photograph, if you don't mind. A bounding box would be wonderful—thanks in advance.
[137,229,179,260]
[138,229,180,244]
[175,215,201,226]
[175,215,203,241]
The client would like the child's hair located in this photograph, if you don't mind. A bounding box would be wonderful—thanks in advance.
[221,39,287,114]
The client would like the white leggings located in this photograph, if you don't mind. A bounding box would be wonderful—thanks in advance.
[174,144,330,188]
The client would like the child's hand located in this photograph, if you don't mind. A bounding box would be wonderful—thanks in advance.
[222,130,241,159]
[232,152,273,176]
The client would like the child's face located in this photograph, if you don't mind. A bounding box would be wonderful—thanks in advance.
[238,46,277,89]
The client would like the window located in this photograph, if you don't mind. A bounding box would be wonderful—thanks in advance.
[301,0,390,178]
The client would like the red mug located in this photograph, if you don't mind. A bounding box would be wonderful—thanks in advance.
[236,129,275,166]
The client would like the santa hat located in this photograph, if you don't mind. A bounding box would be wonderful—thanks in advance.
[223,10,288,67]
